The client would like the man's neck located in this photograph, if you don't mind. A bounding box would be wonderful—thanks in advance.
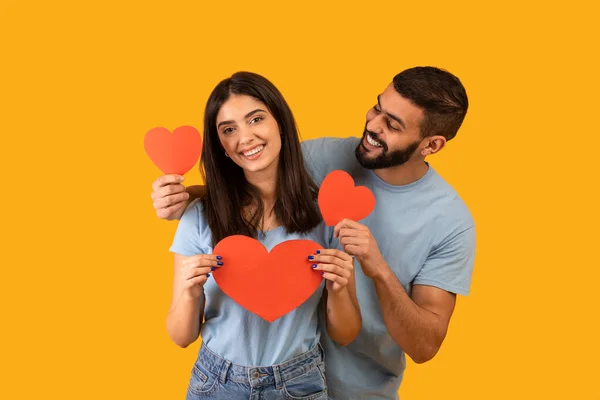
[373,159,429,186]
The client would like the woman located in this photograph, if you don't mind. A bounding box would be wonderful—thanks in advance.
[167,72,361,399]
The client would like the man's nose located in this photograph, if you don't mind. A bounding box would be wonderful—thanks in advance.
[366,114,385,134]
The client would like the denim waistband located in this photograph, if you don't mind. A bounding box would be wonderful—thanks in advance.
[196,343,324,389]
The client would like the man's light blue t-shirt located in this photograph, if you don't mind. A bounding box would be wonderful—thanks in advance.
[302,137,476,400]
[169,199,333,366]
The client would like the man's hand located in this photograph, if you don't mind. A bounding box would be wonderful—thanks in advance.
[334,219,387,279]
[151,175,190,220]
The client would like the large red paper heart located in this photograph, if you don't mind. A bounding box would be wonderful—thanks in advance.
[318,170,376,226]
[144,126,201,175]
[212,235,323,322]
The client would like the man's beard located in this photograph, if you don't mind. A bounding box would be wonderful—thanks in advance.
[355,128,421,169]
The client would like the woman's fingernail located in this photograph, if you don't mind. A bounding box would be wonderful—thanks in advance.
[211,267,216,271]
[321,272,325,276]
[308,255,314,260]
[316,250,321,254]
[206,273,211,277]
[217,261,223,266]
[312,264,317,268]
[216,256,222,260]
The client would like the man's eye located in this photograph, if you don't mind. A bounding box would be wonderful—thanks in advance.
[386,120,400,131]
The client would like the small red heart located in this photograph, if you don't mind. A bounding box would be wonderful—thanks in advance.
[318,170,376,226]
[212,235,323,322]
[144,126,201,175]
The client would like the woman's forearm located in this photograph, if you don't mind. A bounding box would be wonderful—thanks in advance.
[325,288,362,346]
[166,290,205,348]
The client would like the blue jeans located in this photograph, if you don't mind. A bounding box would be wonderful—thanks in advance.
[185,343,328,400]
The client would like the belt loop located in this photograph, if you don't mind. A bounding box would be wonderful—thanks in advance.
[273,365,283,390]
[317,342,325,363]
[219,359,231,384]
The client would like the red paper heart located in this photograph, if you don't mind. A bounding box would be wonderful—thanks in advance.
[144,126,201,175]
[212,235,323,322]
[318,170,376,226]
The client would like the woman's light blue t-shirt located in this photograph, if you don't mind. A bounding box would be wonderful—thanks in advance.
[169,198,332,367]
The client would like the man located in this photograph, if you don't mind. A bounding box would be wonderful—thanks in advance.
[151,66,476,399]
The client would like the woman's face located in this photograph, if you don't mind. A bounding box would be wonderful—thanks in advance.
[216,94,282,175]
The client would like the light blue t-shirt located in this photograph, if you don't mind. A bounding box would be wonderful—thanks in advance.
[302,137,476,400]
[169,199,332,366]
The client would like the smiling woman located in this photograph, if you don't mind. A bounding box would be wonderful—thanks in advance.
[216,96,282,183]
[201,72,320,244]
[164,71,363,400]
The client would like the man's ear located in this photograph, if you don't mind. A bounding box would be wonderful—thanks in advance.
[420,136,446,156]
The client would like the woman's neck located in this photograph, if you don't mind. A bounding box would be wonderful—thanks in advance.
[244,165,278,229]
[245,167,276,203]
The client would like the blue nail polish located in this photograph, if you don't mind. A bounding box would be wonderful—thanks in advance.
[211,267,216,271]
[206,273,211,277]
[308,255,314,260]
[316,250,321,254]
[312,264,317,268]
[321,272,325,276]
[217,261,223,266]
[216,256,222,260]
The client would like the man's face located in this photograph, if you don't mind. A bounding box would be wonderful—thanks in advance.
[355,84,425,169]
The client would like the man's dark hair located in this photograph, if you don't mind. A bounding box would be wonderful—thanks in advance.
[393,66,468,141]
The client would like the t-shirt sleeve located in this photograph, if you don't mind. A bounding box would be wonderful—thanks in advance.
[169,198,213,257]
[412,226,476,296]
[301,138,330,185]
[301,137,360,186]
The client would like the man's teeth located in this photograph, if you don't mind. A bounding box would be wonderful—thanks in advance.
[367,134,382,147]
[243,145,264,156]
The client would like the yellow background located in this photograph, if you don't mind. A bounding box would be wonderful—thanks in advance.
[1,0,598,399]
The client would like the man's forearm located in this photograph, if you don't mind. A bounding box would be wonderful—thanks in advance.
[186,185,206,202]
[371,264,447,363]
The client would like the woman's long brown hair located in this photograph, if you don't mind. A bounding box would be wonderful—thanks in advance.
[200,72,321,246]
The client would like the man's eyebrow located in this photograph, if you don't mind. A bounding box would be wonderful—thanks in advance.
[377,95,406,129]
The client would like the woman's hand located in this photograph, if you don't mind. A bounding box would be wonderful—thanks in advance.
[179,254,223,299]
[309,249,354,293]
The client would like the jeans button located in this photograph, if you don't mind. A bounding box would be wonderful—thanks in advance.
[253,371,259,379]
